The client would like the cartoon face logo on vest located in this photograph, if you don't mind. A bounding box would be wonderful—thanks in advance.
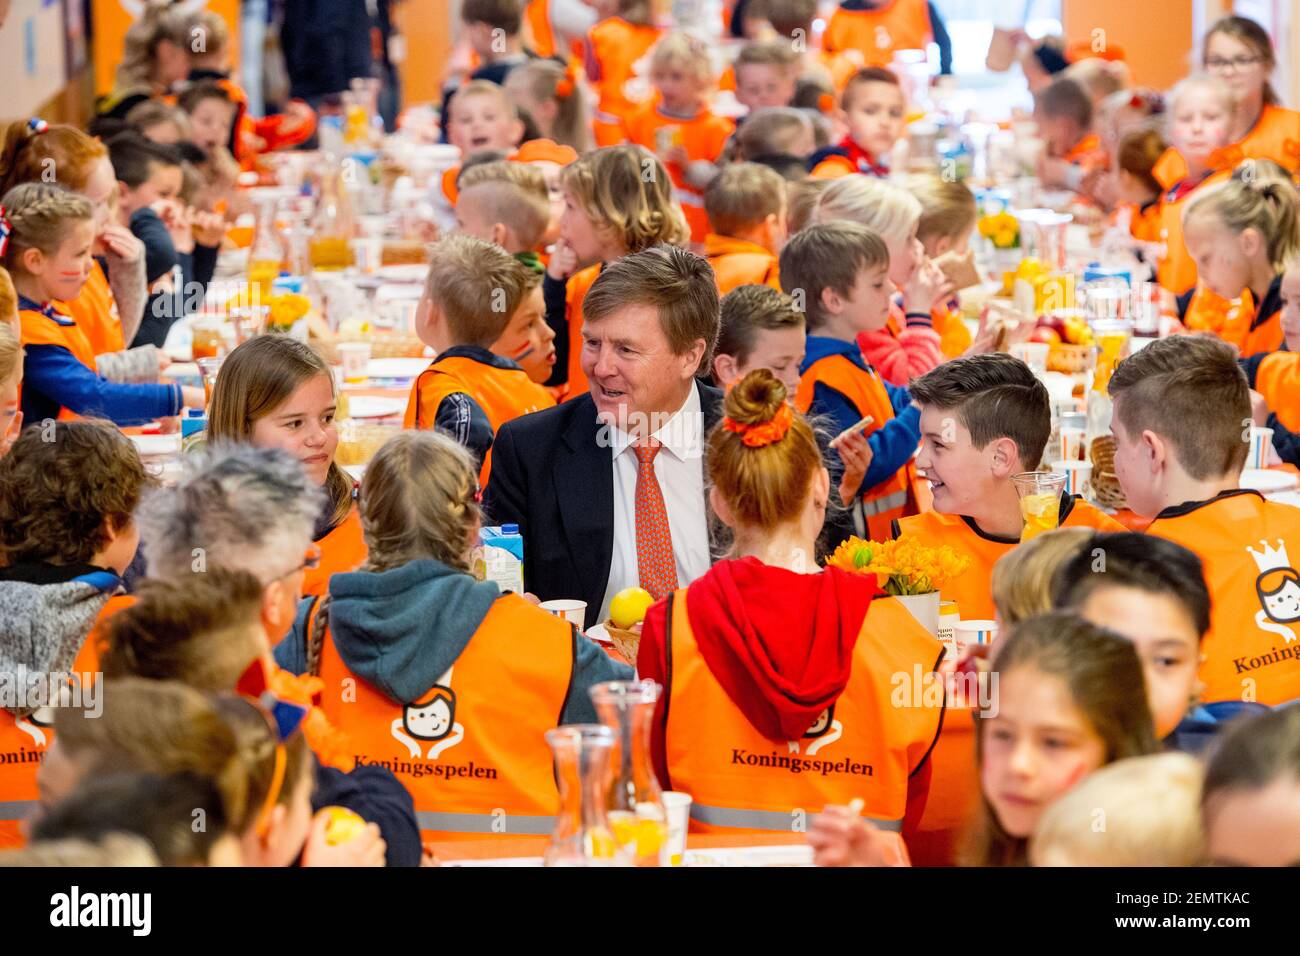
[404,687,456,741]
[803,707,834,738]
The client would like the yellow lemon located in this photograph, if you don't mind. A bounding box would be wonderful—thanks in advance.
[323,806,367,845]
[609,587,654,629]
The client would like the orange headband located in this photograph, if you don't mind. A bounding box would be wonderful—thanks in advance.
[723,403,794,447]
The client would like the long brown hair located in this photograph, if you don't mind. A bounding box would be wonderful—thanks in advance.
[562,145,688,254]
[1203,15,1278,106]
[207,336,353,527]
[961,612,1157,866]
[707,369,821,531]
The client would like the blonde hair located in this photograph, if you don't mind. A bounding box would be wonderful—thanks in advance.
[1184,159,1300,270]
[563,145,689,253]
[651,32,715,87]
[360,430,481,573]
[451,79,519,122]
[505,59,593,154]
[1030,753,1204,866]
[735,39,800,75]
[990,527,1093,626]
[113,0,191,93]
[1062,58,1131,104]
[705,162,786,237]
[785,178,830,235]
[1165,73,1235,128]
[617,0,653,26]
[125,99,193,140]
[906,173,978,245]
[0,321,21,388]
[0,834,160,868]
[708,369,822,531]
[423,234,533,346]
[457,161,552,251]
[0,183,93,269]
[812,175,921,246]
[186,8,231,59]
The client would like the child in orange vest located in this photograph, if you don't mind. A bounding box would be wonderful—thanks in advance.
[1112,126,1165,246]
[1243,254,1300,465]
[2,184,201,425]
[1110,335,1300,707]
[1181,160,1298,357]
[0,421,146,848]
[440,81,530,211]
[808,67,905,179]
[404,234,554,488]
[440,0,540,146]
[1200,704,1300,866]
[906,172,978,358]
[545,145,688,398]
[811,175,949,384]
[897,354,1123,621]
[783,222,917,541]
[702,163,786,295]
[638,369,942,853]
[712,284,806,396]
[1053,530,1268,753]
[811,612,1157,866]
[276,430,632,842]
[733,40,800,113]
[1156,74,1236,297]
[584,0,662,146]
[763,0,862,92]
[1033,76,1109,195]
[822,0,939,72]
[621,32,735,244]
[207,337,364,598]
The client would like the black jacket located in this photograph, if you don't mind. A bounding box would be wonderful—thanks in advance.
[482,381,724,629]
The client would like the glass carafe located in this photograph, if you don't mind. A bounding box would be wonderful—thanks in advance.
[310,161,355,271]
[590,679,667,866]
[248,200,284,303]
[543,725,623,867]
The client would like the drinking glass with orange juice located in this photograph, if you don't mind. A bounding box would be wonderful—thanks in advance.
[1012,471,1066,542]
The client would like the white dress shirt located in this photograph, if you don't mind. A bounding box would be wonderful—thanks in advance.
[599,385,712,623]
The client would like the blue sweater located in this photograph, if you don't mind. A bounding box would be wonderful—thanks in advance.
[800,335,922,499]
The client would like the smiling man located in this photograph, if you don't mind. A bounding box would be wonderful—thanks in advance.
[483,245,723,628]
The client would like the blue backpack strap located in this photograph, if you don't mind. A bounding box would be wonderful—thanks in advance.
[70,570,124,595]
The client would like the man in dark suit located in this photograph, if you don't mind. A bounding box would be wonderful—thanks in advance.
[484,246,723,629]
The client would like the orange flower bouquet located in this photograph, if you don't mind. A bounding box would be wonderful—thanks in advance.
[826,535,970,596]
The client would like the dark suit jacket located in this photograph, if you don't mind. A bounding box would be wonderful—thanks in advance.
[483,380,724,629]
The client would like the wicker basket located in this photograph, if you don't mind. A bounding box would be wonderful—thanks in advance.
[382,240,432,266]
[1047,342,1094,374]
[1090,435,1128,511]
[313,331,427,364]
[604,620,641,666]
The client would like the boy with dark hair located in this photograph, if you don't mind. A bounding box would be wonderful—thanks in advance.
[783,221,915,540]
[1052,530,1266,753]
[898,353,1122,619]
[1109,334,1300,706]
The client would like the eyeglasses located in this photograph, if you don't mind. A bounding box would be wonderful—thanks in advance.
[1206,55,1263,72]
[273,544,321,582]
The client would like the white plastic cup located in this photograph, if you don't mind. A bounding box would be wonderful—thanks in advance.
[662,791,692,866]
[1053,460,1093,498]
[954,620,998,658]
[338,341,372,384]
[540,599,587,627]
[351,237,383,275]
[1059,426,1087,463]
[1245,426,1274,471]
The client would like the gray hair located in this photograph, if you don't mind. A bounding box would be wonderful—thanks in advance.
[137,443,323,586]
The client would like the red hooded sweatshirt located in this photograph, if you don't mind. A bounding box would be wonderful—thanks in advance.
[639,557,880,790]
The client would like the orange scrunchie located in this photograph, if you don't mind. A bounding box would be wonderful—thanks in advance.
[555,60,580,99]
[723,402,793,447]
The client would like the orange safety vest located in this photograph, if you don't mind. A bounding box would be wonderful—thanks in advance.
[894,500,1125,620]
[822,0,933,66]
[305,505,367,599]
[310,591,576,840]
[1062,132,1108,172]
[1254,351,1300,433]
[1153,104,1300,187]
[930,303,971,359]
[0,605,108,849]
[663,586,944,836]
[795,351,914,540]
[404,352,555,488]
[58,261,123,359]
[818,49,865,92]
[1126,200,1162,244]
[1184,283,1283,357]
[702,233,781,295]
[559,263,602,400]
[1146,490,1300,706]
[18,304,97,422]
[621,103,735,243]
[586,17,663,147]
[1157,167,1231,296]
[526,0,558,57]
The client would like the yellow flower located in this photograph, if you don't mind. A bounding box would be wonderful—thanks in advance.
[825,535,970,595]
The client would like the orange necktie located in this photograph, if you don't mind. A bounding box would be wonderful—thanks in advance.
[633,440,678,600]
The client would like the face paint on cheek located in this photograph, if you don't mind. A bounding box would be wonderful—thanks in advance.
[510,343,535,361]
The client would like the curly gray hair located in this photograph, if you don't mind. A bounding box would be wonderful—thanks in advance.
[137,443,324,586]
